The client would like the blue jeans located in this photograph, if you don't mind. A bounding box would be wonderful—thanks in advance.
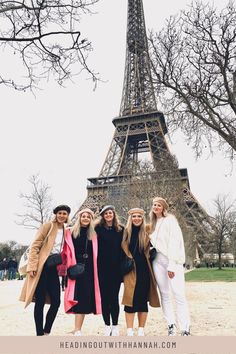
[8,267,17,280]
[0,270,5,281]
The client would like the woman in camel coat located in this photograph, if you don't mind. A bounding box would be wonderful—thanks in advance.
[19,204,71,336]
[121,208,160,336]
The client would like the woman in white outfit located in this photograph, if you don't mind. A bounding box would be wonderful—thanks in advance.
[149,197,190,336]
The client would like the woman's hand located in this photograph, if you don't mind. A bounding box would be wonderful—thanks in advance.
[168,271,175,279]
[29,271,37,277]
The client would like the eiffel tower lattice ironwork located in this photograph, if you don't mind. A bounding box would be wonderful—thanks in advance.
[78,0,213,261]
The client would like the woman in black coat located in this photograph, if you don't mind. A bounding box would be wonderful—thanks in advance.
[95,205,124,336]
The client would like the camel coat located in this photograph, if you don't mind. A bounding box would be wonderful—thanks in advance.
[121,230,160,308]
[19,220,61,308]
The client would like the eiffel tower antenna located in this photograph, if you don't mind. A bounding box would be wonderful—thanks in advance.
[77,0,213,262]
[119,0,157,116]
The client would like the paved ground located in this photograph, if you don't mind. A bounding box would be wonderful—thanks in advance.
[0,280,236,336]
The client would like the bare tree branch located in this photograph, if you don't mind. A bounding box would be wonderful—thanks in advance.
[15,173,53,229]
[149,0,236,159]
[0,0,100,90]
[209,194,236,269]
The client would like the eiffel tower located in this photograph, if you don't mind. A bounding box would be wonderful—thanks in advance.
[78,0,212,262]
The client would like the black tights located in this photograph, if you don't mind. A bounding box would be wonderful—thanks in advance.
[34,263,61,336]
[101,280,121,326]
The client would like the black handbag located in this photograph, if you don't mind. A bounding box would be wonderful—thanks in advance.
[121,237,138,276]
[67,263,85,280]
[46,230,64,268]
[67,237,88,280]
[149,247,157,262]
[46,253,62,268]
[121,256,134,276]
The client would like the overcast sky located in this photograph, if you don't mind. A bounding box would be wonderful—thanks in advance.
[1,0,235,246]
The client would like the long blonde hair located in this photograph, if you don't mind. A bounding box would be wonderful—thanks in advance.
[71,214,95,240]
[123,214,146,251]
[149,198,168,232]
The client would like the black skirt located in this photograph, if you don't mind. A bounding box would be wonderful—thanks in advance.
[124,260,150,313]
[124,226,150,313]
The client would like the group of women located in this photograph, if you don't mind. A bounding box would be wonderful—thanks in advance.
[19,197,190,337]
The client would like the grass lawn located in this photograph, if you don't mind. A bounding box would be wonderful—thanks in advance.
[185,267,236,282]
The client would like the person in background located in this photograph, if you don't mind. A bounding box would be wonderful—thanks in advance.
[62,208,101,336]
[19,204,71,336]
[149,197,190,336]
[95,205,124,336]
[0,258,8,281]
[7,258,18,280]
[121,208,160,336]
[58,263,67,291]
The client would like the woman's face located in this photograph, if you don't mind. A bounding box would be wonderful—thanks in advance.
[131,213,143,227]
[103,209,114,224]
[56,210,68,225]
[80,212,91,227]
[152,202,164,217]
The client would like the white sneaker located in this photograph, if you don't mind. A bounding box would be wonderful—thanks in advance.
[111,325,119,336]
[168,324,177,336]
[127,328,134,336]
[181,330,191,336]
[74,330,82,336]
[138,327,145,336]
[103,325,111,336]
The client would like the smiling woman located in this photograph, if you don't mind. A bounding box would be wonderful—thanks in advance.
[19,204,71,336]
[121,208,160,337]
[149,197,190,336]
[95,205,124,336]
[62,208,102,336]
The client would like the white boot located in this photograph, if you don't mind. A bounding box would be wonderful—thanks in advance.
[127,328,134,336]
[138,327,145,336]
[111,325,119,336]
[103,325,111,336]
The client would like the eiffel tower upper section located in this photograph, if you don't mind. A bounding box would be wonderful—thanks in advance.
[119,0,157,117]
[95,0,171,180]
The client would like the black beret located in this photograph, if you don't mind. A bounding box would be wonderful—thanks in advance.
[53,204,71,214]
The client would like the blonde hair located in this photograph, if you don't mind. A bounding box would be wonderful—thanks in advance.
[149,198,168,232]
[71,212,95,240]
[123,214,146,251]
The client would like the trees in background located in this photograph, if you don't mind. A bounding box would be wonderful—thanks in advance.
[16,173,53,230]
[0,240,27,263]
[229,220,236,266]
[210,195,236,269]
[0,0,99,90]
[149,1,236,159]
[5,173,54,262]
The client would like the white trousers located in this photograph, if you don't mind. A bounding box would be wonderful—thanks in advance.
[153,253,190,331]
